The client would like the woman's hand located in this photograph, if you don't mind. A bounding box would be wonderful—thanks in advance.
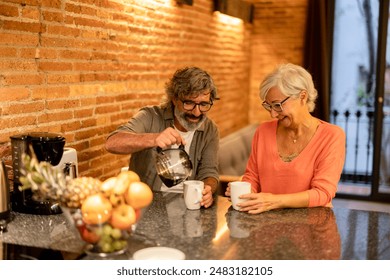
[201,184,214,208]
[237,192,280,214]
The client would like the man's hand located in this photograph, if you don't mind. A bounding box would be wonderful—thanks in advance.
[201,184,214,208]
[155,127,184,148]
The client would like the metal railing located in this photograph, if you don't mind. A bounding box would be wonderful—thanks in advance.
[331,109,390,185]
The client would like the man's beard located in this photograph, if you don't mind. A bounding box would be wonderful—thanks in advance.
[174,107,206,131]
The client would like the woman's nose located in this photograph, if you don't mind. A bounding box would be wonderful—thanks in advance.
[270,109,279,118]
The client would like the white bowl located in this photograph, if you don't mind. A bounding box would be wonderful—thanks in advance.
[132,247,185,260]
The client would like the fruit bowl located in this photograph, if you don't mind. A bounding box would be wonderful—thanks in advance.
[62,207,131,257]
[19,154,153,257]
[68,178,152,257]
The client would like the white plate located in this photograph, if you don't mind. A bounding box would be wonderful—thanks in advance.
[132,247,185,260]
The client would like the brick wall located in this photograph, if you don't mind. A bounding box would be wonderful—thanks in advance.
[249,0,308,123]
[0,0,307,180]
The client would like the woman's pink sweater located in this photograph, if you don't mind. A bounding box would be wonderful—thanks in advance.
[242,120,346,207]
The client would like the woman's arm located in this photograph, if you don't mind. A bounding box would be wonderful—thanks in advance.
[307,125,346,207]
[238,191,310,214]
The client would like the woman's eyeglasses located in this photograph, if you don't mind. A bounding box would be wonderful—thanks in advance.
[262,96,290,112]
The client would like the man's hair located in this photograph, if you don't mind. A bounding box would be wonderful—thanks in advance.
[164,66,219,105]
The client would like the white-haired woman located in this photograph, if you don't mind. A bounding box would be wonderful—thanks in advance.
[226,63,346,214]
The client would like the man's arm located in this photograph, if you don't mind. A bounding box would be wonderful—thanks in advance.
[105,127,184,155]
[105,131,159,154]
[203,177,219,194]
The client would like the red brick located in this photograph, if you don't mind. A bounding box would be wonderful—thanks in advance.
[41,0,62,9]
[0,32,39,46]
[37,111,73,123]
[74,128,99,141]
[18,48,37,59]
[38,61,72,71]
[42,10,64,22]
[0,4,19,17]
[39,48,59,59]
[3,20,44,33]
[21,6,40,20]
[0,60,37,71]
[0,115,37,130]
[31,86,70,100]
[47,73,81,84]
[46,25,81,37]
[74,108,94,119]
[2,100,45,115]
[46,99,80,110]
[61,121,81,133]
[0,47,17,57]
[0,87,30,102]
[1,74,44,86]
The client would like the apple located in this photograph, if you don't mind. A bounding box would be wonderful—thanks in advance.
[110,204,136,230]
[81,193,113,225]
[79,225,101,244]
[125,181,153,209]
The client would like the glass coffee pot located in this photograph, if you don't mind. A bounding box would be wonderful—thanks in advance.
[155,144,193,187]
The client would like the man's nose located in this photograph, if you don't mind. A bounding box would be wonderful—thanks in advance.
[191,105,202,116]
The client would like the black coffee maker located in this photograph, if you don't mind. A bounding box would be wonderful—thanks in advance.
[10,132,66,215]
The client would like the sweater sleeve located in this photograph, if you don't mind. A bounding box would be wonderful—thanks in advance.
[308,124,346,207]
[242,124,266,193]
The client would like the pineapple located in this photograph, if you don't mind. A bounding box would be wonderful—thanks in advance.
[20,153,102,208]
[60,176,102,208]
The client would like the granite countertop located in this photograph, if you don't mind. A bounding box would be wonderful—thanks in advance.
[1,209,85,256]
[1,192,390,260]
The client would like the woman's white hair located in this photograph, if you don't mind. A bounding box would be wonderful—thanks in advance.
[259,63,318,112]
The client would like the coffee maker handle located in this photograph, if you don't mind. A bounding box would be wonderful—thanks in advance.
[63,162,77,178]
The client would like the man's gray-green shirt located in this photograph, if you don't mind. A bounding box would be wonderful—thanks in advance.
[108,103,220,191]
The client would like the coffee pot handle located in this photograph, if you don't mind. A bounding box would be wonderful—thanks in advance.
[156,144,185,153]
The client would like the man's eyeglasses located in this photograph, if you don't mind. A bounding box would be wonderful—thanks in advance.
[180,99,213,112]
[262,96,290,112]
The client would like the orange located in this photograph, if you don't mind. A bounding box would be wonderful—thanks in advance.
[81,193,113,225]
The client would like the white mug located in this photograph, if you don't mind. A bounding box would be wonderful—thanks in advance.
[230,181,251,211]
[183,180,204,210]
